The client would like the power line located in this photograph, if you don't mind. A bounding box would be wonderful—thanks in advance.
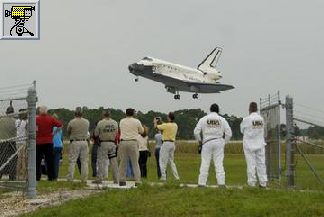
[294,110,324,121]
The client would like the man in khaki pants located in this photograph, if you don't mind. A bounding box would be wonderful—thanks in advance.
[118,108,144,186]
[93,109,119,184]
[67,107,90,182]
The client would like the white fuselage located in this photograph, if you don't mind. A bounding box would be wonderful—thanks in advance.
[136,57,222,84]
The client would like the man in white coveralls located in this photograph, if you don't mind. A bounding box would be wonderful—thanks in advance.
[194,103,232,187]
[240,102,268,188]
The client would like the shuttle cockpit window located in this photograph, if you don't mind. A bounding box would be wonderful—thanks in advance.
[142,57,153,61]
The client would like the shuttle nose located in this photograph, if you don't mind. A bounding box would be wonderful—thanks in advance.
[128,63,136,72]
[128,63,145,72]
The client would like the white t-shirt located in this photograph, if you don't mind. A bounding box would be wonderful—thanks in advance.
[137,135,148,151]
[120,117,144,140]
[16,119,27,144]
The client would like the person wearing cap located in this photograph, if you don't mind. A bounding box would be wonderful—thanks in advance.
[118,108,144,186]
[154,112,180,181]
[67,107,90,182]
[36,106,62,181]
[0,105,17,180]
[93,109,119,184]
[240,102,268,188]
[194,103,232,187]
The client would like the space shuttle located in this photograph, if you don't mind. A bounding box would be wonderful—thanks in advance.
[128,47,234,99]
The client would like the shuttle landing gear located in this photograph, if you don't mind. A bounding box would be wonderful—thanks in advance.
[174,91,180,100]
[192,93,198,99]
[174,94,180,100]
[135,76,139,82]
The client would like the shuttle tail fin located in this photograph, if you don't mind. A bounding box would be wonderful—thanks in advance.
[197,47,222,71]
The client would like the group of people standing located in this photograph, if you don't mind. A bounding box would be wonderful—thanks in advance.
[35,101,267,188]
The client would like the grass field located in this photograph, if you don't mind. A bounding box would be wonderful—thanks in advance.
[7,141,324,216]
[55,141,324,190]
[22,184,324,217]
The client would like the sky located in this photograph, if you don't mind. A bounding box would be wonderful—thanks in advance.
[1,0,324,119]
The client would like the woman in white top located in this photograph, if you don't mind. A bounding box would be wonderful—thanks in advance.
[16,109,28,180]
[137,125,149,178]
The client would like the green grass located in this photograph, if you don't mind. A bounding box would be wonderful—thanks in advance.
[7,141,324,216]
[55,142,324,190]
[36,181,87,193]
[22,185,324,217]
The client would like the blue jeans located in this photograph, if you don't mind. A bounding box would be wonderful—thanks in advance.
[91,143,99,177]
[53,147,63,179]
[126,158,134,178]
[155,148,161,179]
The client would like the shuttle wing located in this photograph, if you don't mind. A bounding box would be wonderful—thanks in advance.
[184,81,234,93]
[155,72,234,93]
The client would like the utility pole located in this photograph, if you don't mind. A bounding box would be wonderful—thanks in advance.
[285,96,295,188]
[26,81,37,199]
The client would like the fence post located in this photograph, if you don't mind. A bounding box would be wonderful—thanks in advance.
[286,96,295,188]
[26,81,37,199]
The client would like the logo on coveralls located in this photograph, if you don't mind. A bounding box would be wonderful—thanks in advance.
[252,120,263,128]
[0,0,40,40]
[207,119,220,127]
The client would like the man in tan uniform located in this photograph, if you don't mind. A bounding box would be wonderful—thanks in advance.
[93,109,119,184]
[67,107,90,182]
[118,108,144,186]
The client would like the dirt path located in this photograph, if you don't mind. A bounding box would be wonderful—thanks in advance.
[0,189,100,217]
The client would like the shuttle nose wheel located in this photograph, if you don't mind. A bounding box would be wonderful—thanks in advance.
[174,94,180,100]
[192,93,198,99]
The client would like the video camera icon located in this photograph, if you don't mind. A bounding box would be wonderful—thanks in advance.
[5,6,35,36]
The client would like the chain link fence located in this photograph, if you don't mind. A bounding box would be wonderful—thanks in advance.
[0,82,37,198]
[260,93,281,181]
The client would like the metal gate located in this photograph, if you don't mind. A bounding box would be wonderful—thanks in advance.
[260,92,281,180]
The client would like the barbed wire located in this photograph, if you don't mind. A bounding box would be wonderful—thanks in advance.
[295,103,324,115]
[0,83,32,91]
[0,87,32,94]
[0,110,28,118]
[294,115,324,127]
[0,83,33,103]
[294,109,324,120]
[0,93,28,101]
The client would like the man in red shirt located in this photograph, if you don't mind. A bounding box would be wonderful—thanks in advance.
[36,106,62,181]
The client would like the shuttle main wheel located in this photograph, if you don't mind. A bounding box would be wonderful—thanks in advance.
[174,94,180,100]
[135,77,139,82]
[192,93,198,99]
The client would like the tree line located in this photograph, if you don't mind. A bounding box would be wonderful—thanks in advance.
[48,108,244,140]
[47,108,324,140]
